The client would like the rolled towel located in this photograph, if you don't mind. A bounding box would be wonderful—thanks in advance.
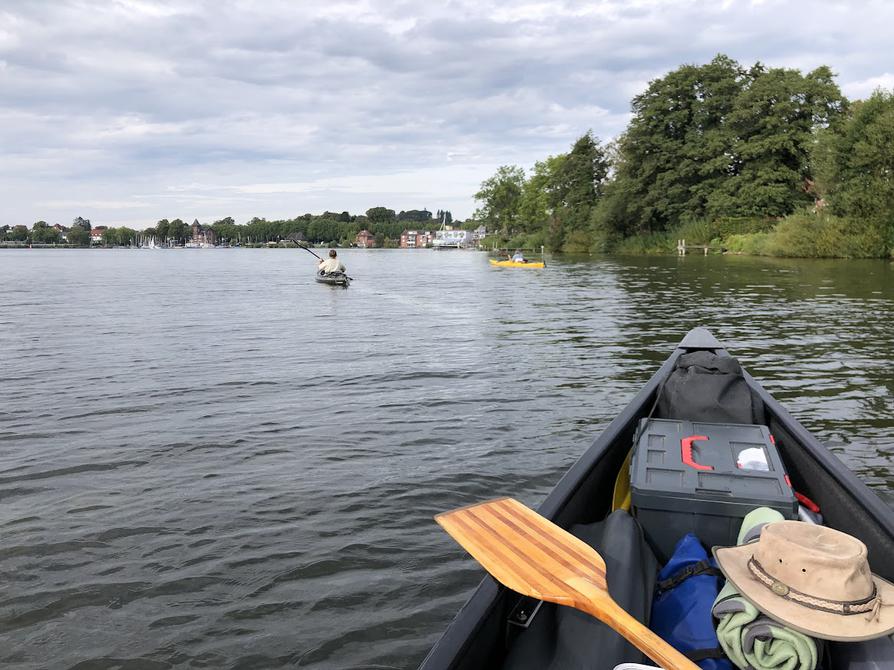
[712,508,819,670]
[714,582,818,670]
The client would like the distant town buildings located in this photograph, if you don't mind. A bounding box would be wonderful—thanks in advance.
[2,218,487,249]
[189,219,216,247]
[400,230,433,248]
[355,229,375,248]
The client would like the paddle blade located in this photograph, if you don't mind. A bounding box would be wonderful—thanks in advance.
[436,497,701,670]
[435,497,607,608]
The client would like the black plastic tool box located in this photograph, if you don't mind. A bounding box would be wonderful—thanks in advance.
[630,418,798,562]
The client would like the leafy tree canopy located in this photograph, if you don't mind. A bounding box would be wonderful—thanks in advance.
[474,165,526,237]
[67,226,89,246]
[813,90,894,254]
[365,207,396,224]
[597,55,846,237]
[397,209,432,222]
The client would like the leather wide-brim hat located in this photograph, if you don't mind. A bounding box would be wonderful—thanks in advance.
[713,520,894,641]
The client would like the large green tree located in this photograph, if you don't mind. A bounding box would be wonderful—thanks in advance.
[365,207,396,225]
[598,55,845,237]
[168,218,188,244]
[547,131,610,250]
[813,90,894,254]
[155,219,170,243]
[711,64,846,217]
[67,226,89,246]
[519,155,566,232]
[31,221,61,244]
[211,217,238,243]
[101,227,136,246]
[604,55,745,235]
[10,224,30,242]
[474,165,526,236]
[397,209,432,222]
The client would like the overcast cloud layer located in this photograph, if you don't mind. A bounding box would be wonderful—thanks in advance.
[2,0,893,227]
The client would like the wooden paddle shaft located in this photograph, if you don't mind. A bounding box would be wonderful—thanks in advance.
[570,578,699,669]
[436,498,699,670]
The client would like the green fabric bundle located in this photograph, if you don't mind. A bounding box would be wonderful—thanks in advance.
[711,508,819,670]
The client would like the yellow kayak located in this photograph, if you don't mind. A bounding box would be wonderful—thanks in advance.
[489,258,545,268]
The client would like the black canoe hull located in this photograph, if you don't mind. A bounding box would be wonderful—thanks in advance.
[420,327,894,670]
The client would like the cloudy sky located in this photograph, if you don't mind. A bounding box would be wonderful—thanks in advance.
[2,0,893,228]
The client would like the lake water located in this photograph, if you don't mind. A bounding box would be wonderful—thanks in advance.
[1,249,892,669]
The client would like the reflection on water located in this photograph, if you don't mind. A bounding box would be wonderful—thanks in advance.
[0,249,891,668]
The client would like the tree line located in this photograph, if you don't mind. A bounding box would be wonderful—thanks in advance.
[473,54,894,258]
[1,208,456,247]
[203,208,454,247]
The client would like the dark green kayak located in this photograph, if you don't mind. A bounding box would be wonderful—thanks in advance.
[315,271,351,287]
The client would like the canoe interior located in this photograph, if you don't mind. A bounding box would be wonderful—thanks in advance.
[420,329,894,670]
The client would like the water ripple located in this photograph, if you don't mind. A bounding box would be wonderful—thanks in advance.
[0,249,891,668]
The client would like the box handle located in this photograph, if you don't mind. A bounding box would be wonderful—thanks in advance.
[681,435,714,471]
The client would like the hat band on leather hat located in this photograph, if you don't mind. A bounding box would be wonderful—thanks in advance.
[748,557,881,619]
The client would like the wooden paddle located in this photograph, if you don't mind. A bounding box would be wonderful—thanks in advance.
[436,497,699,670]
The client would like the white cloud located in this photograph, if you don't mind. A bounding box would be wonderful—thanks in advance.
[44,199,151,210]
[843,73,894,100]
[1,0,893,227]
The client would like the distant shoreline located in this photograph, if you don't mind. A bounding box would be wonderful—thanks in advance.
[0,243,490,251]
[2,243,886,261]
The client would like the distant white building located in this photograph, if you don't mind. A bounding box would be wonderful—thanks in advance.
[432,228,473,249]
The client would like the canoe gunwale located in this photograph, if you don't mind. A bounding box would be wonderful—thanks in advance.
[420,347,679,669]
[749,371,894,536]
[419,329,894,670]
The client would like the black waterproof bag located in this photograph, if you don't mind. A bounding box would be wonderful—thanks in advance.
[657,351,765,425]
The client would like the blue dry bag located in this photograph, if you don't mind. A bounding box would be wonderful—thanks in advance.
[650,533,732,670]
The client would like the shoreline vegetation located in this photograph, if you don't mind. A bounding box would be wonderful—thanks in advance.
[0,209,461,250]
[472,55,894,259]
[4,55,892,259]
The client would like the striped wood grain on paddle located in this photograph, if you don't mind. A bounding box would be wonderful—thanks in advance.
[436,497,607,605]
[436,497,699,670]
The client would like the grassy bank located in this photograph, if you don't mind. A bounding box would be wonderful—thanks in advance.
[612,211,891,259]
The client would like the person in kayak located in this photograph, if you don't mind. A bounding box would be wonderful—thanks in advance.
[511,249,527,263]
[318,249,346,274]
